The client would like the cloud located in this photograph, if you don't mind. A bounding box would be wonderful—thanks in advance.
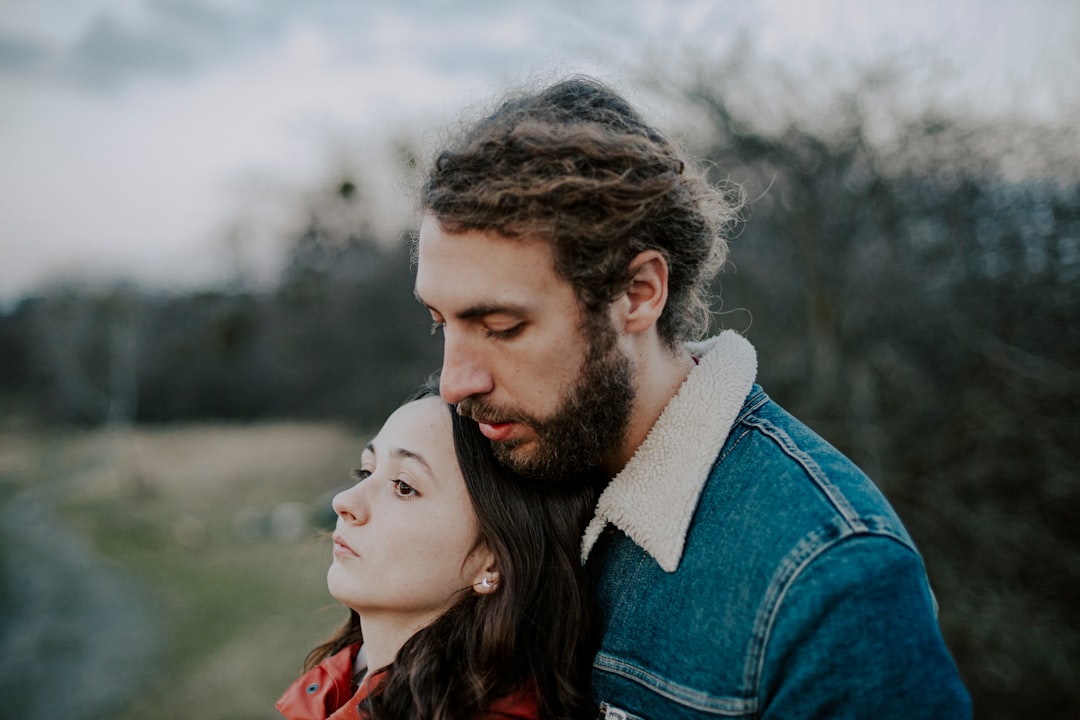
[2,0,624,91]
[64,13,198,87]
[0,33,50,73]
[5,0,285,90]
[2,0,1075,302]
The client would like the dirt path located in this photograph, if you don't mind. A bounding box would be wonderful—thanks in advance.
[0,489,161,718]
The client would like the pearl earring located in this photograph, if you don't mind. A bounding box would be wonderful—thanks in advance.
[481,577,493,589]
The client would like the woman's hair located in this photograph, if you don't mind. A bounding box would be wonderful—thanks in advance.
[304,387,598,720]
[419,76,743,348]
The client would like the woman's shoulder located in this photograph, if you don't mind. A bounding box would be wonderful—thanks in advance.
[275,643,362,720]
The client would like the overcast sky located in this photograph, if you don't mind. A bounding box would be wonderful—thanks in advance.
[1,0,1077,302]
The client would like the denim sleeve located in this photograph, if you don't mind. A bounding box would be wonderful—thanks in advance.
[758,535,973,720]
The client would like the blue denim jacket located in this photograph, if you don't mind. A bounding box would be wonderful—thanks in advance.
[583,333,971,719]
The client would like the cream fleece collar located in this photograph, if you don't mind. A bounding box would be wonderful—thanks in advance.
[580,330,758,572]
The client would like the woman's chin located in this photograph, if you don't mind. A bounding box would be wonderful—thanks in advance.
[325,565,354,605]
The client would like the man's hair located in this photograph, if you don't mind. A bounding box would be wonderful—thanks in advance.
[420,76,741,346]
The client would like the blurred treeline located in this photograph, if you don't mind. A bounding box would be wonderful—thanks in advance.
[679,66,1079,718]
[1,67,1078,718]
[0,180,441,429]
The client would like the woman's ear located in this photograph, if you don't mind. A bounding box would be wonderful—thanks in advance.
[620,249,669,334]
[471,550,500,595]
[474,572,499,594]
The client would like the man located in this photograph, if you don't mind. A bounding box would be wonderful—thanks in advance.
[413,77,971,719]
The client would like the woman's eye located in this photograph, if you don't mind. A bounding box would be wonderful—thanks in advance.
[350,468,372,483]
[391,479,417,498]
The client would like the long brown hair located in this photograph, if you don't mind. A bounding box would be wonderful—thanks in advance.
[304,390,598,720]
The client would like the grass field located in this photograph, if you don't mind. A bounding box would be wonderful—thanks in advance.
[4,419,1076,718]
[0,422,370,719]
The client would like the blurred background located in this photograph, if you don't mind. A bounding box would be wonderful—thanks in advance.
[1,1,1078,718]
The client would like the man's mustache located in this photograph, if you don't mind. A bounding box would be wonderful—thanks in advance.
[458,398,534,427]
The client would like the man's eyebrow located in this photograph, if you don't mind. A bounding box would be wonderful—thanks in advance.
[413,289,529,323]
[456,303,528,321]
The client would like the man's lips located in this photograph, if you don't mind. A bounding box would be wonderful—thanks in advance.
[460,404,530,443]
[477,421,516,442]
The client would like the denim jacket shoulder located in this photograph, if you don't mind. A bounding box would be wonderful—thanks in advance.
[588,385,972,720]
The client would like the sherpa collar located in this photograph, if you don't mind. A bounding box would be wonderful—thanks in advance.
[580,330,758,572]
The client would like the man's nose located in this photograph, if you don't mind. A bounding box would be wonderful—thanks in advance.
[439,332,494,405]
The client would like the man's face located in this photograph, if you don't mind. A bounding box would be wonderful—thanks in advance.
[414,215,634,479]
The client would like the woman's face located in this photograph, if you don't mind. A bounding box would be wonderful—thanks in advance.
[328,397,492,634]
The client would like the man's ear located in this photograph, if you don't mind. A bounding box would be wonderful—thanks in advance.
[622,250,669,334]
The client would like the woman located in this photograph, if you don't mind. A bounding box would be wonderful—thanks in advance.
[276,390,598,720]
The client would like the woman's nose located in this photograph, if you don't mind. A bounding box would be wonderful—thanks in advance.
[332,483,369,524]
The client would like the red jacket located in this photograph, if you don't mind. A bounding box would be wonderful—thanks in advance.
[276,644,540,720]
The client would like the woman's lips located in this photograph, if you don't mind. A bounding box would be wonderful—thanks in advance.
[332,535,358,557]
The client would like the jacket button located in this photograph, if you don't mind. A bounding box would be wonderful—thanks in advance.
[306,683,319,694]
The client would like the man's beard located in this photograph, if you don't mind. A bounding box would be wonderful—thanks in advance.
[457,317,634,481]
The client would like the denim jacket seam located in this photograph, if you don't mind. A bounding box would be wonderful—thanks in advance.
[745,526,922,702]
[733,386,769,425]
[593,652,758,716]
[740,414,864,529]
[714,425,753,468]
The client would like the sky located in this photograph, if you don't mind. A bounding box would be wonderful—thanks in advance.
[1,0,1077,303]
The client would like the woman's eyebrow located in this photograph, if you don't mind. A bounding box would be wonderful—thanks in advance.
[392,447,436,481]
[364,441,438,482]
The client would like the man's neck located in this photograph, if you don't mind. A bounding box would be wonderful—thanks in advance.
[605,341,696,476]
